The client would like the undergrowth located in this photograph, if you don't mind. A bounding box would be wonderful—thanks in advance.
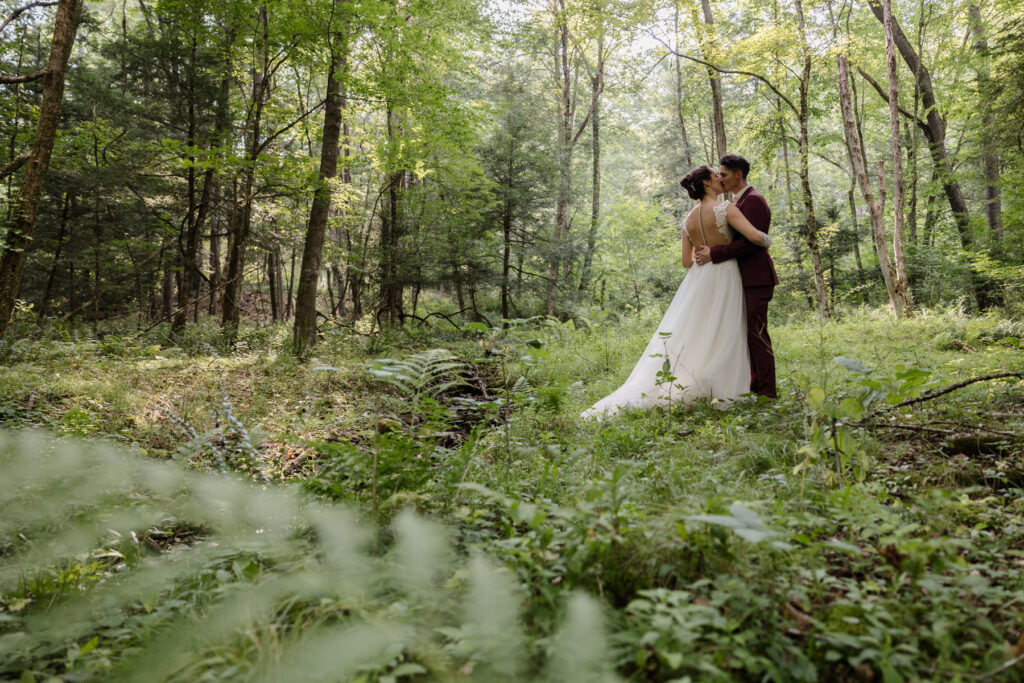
[1,306,1022,681]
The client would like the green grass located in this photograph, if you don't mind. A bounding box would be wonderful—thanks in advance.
[1,306,1023,681]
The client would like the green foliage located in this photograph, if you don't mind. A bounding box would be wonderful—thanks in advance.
[0,431,616,682]
[2,309,1023,681]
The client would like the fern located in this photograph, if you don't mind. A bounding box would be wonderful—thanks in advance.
[0,431,618,682]
[367,348,468,399]
[366,348,470,427]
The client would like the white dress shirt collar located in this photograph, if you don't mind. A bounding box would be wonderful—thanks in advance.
[734,184,753,201]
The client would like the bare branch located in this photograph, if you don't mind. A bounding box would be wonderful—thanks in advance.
[0,1,57,34]
[865,371,1024,417]
[646,30,799,115]
[0,68,48,85]
[257,97,327,155]
[855,66,928,133]
[0,151,31,179]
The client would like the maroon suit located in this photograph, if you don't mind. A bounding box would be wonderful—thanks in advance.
[709,186,778,398]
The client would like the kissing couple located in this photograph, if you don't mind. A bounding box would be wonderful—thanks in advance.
[583,154,779,420]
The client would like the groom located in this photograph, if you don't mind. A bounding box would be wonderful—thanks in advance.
[694,154,779,398]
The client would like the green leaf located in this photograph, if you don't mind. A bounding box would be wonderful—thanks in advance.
[834,356,871,374]
[391,663,428,677]
[806,387,826,410]
[79,636,99,655]
[839,397,865,420]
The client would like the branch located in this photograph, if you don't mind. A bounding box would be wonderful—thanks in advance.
[401,307,494,332]
[257,98,327,155]
[868,372,1024,416]
[0,68,47,85]
[855,66,928,132]
[0,151,31,179]
[0,1,57,34]
[646,29,799,116]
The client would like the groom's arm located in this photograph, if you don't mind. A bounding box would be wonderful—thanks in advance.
[709,197,770,263]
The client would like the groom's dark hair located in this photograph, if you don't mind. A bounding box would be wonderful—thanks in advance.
[719,154,750,181]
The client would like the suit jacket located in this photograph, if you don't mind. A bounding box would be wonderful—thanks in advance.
[709,186,779,288]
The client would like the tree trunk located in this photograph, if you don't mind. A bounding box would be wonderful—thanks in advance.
[864,3,974,264]
[795,0,829,318]
[41,190,71,317]
[847,182,866,292]
[905,120,918,246]
[0,0,80,338]
[673,5,693,168]
[578,35,604,295]
[548,1,572,317]
[838,53,902,316]
[697,0,726,160]
[222,4,269,339]
[378,102,405,326]
[501,157,512,324]
[208,181,222,315]
[175,29,233,333]
[881,0,912,316]
[968,1,1002,242]
[286,241,297,318]
[267,247,284,321]
[293,5,345,354]
[546,0,602,317]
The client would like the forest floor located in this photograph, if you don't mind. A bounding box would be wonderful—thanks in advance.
[1,305,1023,681]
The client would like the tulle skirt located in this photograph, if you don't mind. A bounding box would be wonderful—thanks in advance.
[582,260,751,419]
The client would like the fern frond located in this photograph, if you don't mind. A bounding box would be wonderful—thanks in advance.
[366,348,469,399]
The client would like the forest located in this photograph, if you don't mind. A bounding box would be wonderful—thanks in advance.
[1,0,1023,679]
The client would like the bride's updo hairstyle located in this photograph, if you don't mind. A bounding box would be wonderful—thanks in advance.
[680,165,713,200]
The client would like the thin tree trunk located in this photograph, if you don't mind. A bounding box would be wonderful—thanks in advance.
[267,248,285,321]
[697,0,726,160]
[501,156,512,324]
[968,1,1002,242]
[41,190,70,316]
[378,104,404,325]
[908,0,925,246]
[175,29,233,333]
[208,182,222,315]
[924,166,937,246]
[294,3,345,354]
[546,0,602,316]
[795,0,828,318]
[847,180,866,292]
[0,0,80,338]
[905,120,918,245]
[673,5,693,168]
[881,0,912,316]
[222,4,269,338]
[579,34,604,295]
[839,52,902,315]
[286,240,297,318]
[864,0,993,306]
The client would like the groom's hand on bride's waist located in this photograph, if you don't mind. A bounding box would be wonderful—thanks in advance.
[694,246,712,265]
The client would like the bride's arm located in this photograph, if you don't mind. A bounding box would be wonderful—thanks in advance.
[725,204,771,247]
[681,223,695,268]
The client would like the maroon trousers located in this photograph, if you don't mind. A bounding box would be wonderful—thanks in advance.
[744,285,776,398]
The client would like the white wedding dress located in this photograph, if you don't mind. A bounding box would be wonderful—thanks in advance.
[582,202,752,419]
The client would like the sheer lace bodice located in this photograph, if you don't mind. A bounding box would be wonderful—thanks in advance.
[685,201,734,247]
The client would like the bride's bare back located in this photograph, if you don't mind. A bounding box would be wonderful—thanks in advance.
[684,200,733,248]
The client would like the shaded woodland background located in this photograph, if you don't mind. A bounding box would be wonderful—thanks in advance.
[1,0,1023,344]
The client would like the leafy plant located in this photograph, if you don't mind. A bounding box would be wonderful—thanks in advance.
[0,431,618,682]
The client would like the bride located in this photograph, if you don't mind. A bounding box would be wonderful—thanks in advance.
[582,165,772,419]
